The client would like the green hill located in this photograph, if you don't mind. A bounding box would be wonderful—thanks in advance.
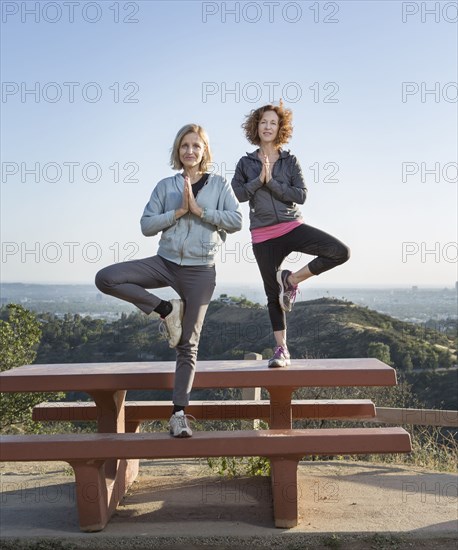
[1,297,454,409]
[32,296,455,372]
[198,298,456,370]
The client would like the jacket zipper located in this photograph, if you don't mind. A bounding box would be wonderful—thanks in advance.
[179,178,208,264]
[253,156,281,224]
[269,159,280,223]
[179,213,192,265]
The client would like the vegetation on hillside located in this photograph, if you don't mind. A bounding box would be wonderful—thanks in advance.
[2,297,455,410]
[0,300,456,457]
[14,297,455,375]
[0,304,64,432]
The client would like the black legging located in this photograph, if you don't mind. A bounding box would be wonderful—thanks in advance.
[252,223,350,332]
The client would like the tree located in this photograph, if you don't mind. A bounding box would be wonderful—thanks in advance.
[367,341,392,365]
[0,304,62,433]
[402,352,414,372]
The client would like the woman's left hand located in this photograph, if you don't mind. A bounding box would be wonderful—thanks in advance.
[262,153,272,183]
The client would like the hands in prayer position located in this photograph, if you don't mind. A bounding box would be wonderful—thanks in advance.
[259,152,272,184]
[176,175,204,219]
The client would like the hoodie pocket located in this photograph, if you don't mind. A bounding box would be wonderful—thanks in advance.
[187,224,222,262]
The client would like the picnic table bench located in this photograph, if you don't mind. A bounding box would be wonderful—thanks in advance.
[32,398,378,428]
[0,358,412,531]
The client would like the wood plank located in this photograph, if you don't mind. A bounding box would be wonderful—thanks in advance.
[370,407,458,427]
[32,399,377,422]
[0,358,397,392]
[0,428,412,462]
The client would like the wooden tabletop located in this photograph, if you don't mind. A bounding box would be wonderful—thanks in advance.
[0,358,397,392]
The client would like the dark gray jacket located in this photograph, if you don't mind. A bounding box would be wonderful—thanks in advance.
[231,149,307,230]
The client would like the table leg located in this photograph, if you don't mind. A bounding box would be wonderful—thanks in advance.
[266,387,299,527]
[125,420,141,482]
[266,386,294,429]
[81,390,139,532]
[90,390,127,482]
[90,390,126,434]
[68,459,108,532]
[270,456,301,528]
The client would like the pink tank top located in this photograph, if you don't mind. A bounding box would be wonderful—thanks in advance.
[251,220,302,244]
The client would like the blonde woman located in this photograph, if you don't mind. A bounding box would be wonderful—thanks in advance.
[96,124,242,436]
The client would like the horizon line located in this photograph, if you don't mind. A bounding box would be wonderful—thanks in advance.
[1,281,457,290]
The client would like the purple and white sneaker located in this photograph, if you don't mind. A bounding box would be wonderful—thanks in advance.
[268,346,291,368]
[276,269,298,312]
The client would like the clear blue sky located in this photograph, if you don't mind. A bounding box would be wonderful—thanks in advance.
[1,0,457,287]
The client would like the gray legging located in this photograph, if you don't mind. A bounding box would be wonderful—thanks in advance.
[95,255,216,406]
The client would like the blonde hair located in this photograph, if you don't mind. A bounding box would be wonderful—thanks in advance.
[170,124,213,172]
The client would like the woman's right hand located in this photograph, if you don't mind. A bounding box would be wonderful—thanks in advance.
[175,175,190,219]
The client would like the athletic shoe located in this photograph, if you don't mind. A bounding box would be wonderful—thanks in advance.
[169,410,193,438]
[159,299,184,348]
[268,346,291,368]
[277,269,298,312]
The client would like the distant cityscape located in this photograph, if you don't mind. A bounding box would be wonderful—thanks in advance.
[1,283,457,327]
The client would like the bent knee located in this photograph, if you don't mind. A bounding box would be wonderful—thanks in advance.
[339,244,351,264]
[94,268,110,292]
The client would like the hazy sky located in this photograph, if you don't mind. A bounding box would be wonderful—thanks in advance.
[1,0,457,287]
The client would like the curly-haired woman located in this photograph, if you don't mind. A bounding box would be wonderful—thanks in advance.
[231,103,350,368]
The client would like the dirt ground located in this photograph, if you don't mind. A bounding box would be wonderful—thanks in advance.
[1,459,457,550]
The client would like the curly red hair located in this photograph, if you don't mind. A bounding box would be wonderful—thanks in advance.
[242,101,293,147]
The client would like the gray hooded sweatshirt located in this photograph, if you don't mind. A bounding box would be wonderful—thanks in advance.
[141,173,242,266]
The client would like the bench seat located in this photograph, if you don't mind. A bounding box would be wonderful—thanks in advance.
[32,399,377,427]
[0,427,411,531]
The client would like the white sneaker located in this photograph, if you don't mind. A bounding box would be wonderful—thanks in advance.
[169,410,193,438]
[159,299,184,348]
